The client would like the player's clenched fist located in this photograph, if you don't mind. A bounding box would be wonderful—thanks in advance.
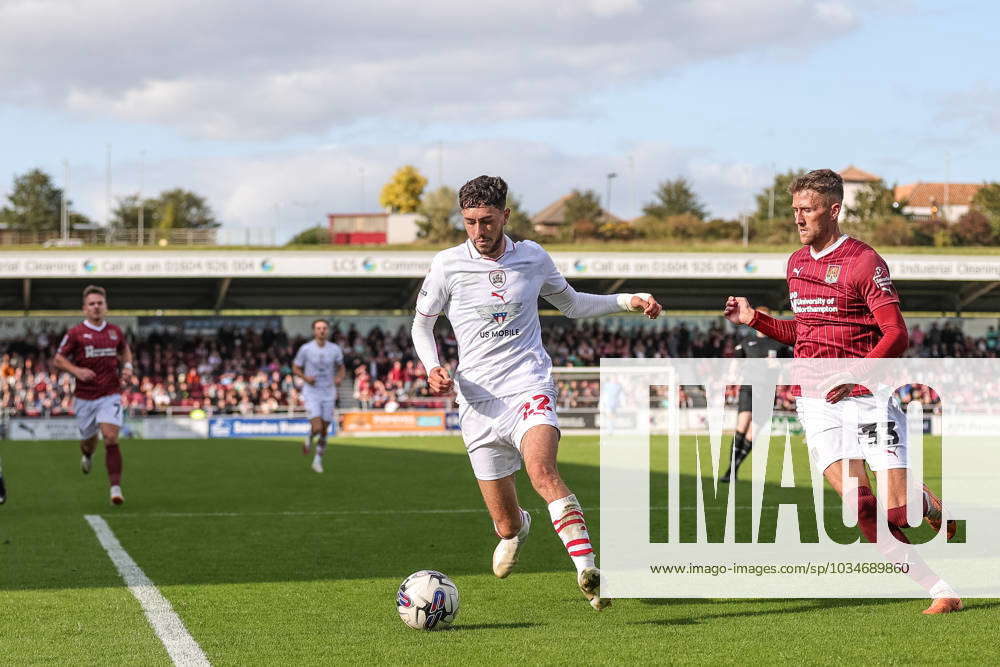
[630,294,663,319]
[723,296,755,325]
[428,366,454,395]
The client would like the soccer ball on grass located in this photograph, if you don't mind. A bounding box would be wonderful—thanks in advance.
[396,570,460,630]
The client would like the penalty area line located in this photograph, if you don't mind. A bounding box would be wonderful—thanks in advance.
[84,515,210,667]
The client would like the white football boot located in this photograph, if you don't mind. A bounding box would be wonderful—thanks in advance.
[492,508,531,578]
[311,457,324,474]
[110,485,124,505]
[81,454,92,474]
[578,567,611,611]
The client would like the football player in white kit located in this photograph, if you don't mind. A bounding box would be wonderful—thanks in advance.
[293,319,345,473]
[411,176,662,610]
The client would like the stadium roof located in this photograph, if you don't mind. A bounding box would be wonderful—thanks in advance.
[2,249,1000,313]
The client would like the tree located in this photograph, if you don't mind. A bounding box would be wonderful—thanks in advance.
[911,218,951,247]
[286,225,330,245]
[635,213,702,240]
[563,189,603,240]
[845,180,905,221]
[110,194,158,233]
[111,189,219,232]
[868,216,915,247]
[951,210,995,246]
[505,192,534,240]
[155,189,220,229]
[416,186,462,243]
[972,182,1000,217]
[972,182,1000,237]
[379,165,427,213]
[0,168,92,233]
[753,169,806,221]
[642,177,707,220]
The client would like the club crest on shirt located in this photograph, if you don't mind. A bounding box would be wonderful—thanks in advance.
[824,265,841,284]
[109,331,118,341]
[488,270,506,289]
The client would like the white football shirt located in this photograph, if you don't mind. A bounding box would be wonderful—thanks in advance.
[293,339,344,398]
[416,236,568,404]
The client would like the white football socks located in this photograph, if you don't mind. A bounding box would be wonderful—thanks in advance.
[548,494,596,573]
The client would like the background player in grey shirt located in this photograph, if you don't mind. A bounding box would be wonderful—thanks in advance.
[293,319,345,473]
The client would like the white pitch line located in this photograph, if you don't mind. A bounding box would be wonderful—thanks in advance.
[84,515,210,667]
[104,505,759,519]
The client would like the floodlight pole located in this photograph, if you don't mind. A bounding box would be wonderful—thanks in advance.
[138,150,145,246]
[606,172,618,220]
[61,159,69,241]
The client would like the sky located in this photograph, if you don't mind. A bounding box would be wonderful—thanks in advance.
[0,0,997,243]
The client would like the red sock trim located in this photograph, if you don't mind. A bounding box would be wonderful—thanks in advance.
[556,518,585,533]
[552,510,584,526]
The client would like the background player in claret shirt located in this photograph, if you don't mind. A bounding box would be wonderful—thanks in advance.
[411,175,663,611]
[722,306,791,483]
[293,319,345,474]
[724,169,960,614]
[54,285,132,505]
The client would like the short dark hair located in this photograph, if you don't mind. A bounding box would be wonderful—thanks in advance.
[83,285,106,301]
[789,169,844,204]
[312,318,328,329]
[458,175,507,210]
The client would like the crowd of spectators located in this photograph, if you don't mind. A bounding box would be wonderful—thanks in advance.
[2,318,994,418]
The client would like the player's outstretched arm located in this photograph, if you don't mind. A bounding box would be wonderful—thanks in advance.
[724,296,797,345]
[544,284,662,319]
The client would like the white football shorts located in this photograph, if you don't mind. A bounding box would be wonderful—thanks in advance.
[303,390,335,423]
[458,387,560,481]
[74,394,123,439]
[796,394,909,473]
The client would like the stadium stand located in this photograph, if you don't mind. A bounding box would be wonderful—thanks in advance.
[5,317,986,418]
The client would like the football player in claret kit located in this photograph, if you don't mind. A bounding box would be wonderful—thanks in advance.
[54,285,133,505]
[411,175,663,611]
[724,169,961,614]
[293,319,345,474]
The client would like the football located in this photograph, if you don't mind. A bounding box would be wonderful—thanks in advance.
[396,570,460,630]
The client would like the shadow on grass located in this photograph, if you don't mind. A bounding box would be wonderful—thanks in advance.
[450,622,540,631]
[634,597,912,625]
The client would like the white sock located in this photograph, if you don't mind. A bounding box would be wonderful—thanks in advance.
[548,494,595,573]
[494,508,530,541]
[928,579,958,599]
[316,435,327,456]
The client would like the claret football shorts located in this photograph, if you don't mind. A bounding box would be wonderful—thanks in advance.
[796,394,909,473]
[458,387,560,481]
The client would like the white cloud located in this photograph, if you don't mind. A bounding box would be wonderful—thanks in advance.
[0,0,858,139]
[62,139,774,241]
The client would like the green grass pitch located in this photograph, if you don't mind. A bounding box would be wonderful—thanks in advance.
[1,434,997,665]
